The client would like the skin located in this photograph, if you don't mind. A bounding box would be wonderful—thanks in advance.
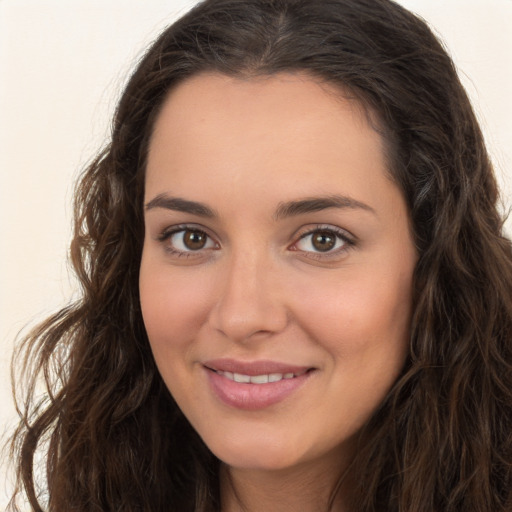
[140,72,417,511]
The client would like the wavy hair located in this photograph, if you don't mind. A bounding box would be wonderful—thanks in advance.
[9,0,512,510]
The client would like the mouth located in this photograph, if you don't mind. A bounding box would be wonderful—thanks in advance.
[208,368,310,384]
[203,359,315,410]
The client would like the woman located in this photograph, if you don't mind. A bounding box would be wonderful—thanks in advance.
[9,0,512,510]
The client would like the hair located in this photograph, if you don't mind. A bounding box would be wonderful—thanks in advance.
[8,0,512,510]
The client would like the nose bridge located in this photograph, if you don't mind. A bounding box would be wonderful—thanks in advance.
[211,243,287,342]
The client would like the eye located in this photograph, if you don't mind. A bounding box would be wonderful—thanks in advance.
[160,227,217,253]
[292,227,353,255]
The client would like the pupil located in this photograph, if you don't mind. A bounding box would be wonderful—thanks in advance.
[312,231,335,252]
[184,230,206,250]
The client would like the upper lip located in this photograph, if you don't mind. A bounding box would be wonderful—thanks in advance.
[203,358,313,376]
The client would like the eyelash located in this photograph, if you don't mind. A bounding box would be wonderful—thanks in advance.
[157,225,218,258]
[291,225,355,259]
[156,224,355,260]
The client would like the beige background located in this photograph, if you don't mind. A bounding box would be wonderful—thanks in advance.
[1,0,511,508]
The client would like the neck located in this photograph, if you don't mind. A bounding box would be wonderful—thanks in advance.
[220,456,354,512]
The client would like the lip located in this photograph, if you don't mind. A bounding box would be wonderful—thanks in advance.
[204,358,312,376]
[203,358,314,410]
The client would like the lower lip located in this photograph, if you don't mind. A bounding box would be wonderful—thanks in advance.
[206,369,311,410]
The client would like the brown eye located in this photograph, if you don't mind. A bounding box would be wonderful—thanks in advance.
[166,228,216,253]
[294,227,351,255]
[311,231,336,252]
[183,230,208,250]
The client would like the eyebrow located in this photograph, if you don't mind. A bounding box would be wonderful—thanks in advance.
[145,194,217,218]
[144,193,375,219]
[273,195,376,220]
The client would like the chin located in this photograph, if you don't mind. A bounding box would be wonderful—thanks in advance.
[207,434,306,472]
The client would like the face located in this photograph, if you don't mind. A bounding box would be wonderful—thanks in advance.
[140,73,417,474]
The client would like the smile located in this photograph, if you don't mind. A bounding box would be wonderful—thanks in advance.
[213,369,308,384]
[204,360,314,410]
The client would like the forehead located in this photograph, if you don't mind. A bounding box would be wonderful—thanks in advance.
[149,72,375,144]
[145,72,403,224]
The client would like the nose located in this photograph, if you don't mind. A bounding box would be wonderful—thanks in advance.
[209,250,288,343]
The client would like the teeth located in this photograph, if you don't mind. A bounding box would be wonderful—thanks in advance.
[217,371,301,384]
[233,373,251,383]
[250,374,269,384]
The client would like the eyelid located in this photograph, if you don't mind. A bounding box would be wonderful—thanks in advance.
[156,223,219,257]
[156,222,214,239]
[154,223,355,260]
[289,224,356,258]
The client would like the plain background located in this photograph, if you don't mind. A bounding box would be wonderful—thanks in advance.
[1,0,511,508]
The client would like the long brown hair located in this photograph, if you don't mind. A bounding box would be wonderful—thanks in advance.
[9,0,512,510]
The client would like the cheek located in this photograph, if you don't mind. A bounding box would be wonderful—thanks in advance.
[290,265,413,360]
[139,255,212,353]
